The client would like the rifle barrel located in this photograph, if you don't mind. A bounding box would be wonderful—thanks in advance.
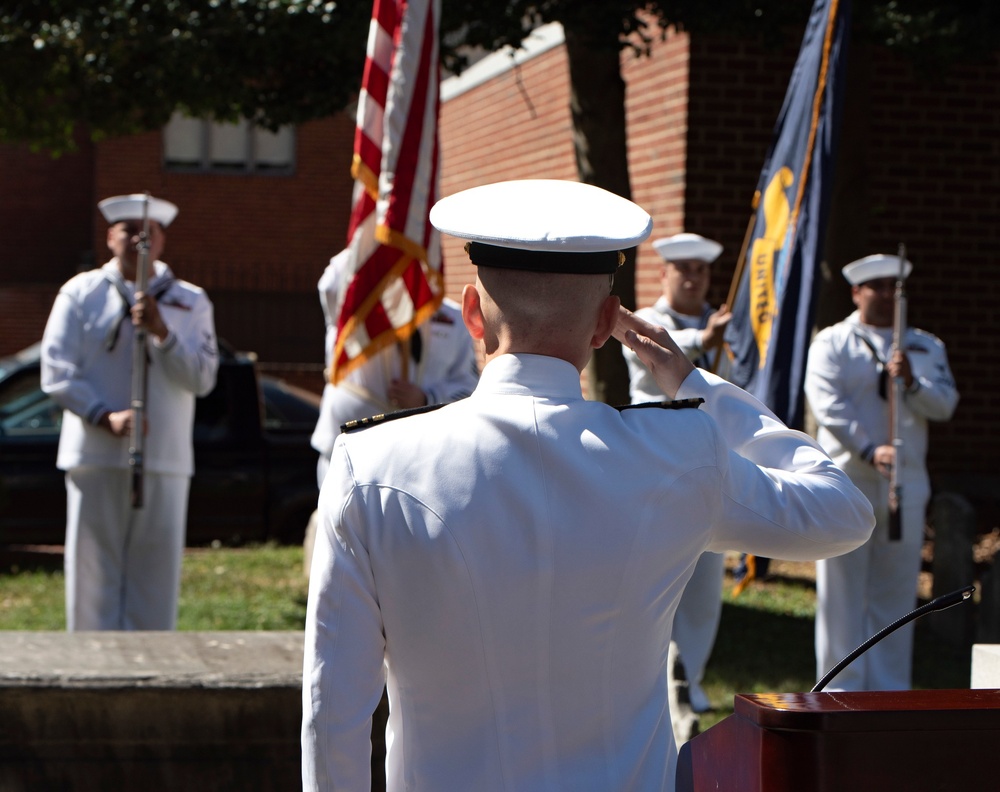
[129,194,151,509]
[888,242,907,541]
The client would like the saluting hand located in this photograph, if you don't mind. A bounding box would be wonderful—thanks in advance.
[613,306,695,399]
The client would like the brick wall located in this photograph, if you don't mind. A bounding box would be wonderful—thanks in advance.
[0,135,95,284]
[685,35,798,311]
[622,28,692,309]
[858,48,1000,498]
[0,114,357,365]
[440,41,578,299]
[0,136,95,357]
[93,114,356,295]
[437,23,1000,515]
[0,115,356,366]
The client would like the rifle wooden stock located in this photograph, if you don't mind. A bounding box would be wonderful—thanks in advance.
[887,243,907,541]
[129,195,151,509]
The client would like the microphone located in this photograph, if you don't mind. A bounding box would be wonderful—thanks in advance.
[812,584,975,693]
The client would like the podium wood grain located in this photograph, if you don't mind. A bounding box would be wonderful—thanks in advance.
[676,689,1000,792]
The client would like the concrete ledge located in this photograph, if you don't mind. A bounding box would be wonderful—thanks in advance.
[0,632,304,792]
[972,643,1000,688]
[0,631,304,687]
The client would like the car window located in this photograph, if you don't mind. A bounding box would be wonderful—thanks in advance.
[0,369,61,436]
[260,378,320,431]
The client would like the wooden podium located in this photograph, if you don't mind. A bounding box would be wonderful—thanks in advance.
[676,689,1000,792]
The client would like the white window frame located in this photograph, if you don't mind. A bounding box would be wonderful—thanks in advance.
[163,113,296,174]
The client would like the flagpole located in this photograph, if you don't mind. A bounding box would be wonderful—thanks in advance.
[721,0,851,595]
[399,337,410,383]
[710,198,759,374]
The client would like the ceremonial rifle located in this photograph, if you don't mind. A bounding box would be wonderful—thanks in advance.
[129,194,151,509]
[887,242,907,541]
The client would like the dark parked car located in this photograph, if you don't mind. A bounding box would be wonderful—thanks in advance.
[0,343,321,546]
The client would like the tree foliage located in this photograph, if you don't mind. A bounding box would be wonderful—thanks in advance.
[856,0,1000,63]
[441,0,1000,71]
[0,1,371,153]
[2,1,996,154]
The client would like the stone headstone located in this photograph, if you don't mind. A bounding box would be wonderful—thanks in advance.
[928,491,977,647]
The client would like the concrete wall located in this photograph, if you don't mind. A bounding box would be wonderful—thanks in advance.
[0,632,386,792]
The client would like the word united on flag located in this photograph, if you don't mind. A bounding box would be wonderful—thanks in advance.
[329,0,443,384]
[724,0,850,429]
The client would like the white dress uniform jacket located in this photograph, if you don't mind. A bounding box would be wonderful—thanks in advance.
[41,260,218,474]
[310,296,478,460]
[303,353,874,792]
[805,310,958,690]
[805,310,958,493]
[622,296,732,718]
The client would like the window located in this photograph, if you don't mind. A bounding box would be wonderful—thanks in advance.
[163,112,296,174]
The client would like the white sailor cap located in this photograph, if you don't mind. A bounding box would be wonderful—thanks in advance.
[842,254,912,285]
[429,179,653,274]
[652,233,723,264]
[98,194,179,228]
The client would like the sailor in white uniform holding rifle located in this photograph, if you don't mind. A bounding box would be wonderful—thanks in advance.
[302,179,874,792]
[806,253,958,691]
[41,194,218,631]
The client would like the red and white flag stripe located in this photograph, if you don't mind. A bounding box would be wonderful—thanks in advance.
[330,0,442,383]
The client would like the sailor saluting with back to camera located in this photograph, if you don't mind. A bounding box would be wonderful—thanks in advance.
[301,179,874,792]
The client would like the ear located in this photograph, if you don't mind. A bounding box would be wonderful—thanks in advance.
[590,294,621,349]
[462,283,485,340]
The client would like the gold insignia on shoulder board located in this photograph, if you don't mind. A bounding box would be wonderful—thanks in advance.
[340,403,446,434]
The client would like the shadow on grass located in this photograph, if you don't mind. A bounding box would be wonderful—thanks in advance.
[709,599,816,695]
[0,545,64,575]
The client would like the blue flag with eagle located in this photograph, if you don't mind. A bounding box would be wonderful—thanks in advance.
[725,0,851,431]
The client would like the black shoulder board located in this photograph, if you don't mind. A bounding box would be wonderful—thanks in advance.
[615,397,705,412]
[340,402,446,434]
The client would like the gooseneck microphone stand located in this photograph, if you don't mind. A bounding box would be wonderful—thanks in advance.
[812,585,975,692]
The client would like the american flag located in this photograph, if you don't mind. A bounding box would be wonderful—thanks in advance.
[329,0,443,384]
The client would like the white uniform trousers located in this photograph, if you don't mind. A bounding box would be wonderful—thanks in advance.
[64,467,189,631]
[815,478,927,691]
[670,550,725,711]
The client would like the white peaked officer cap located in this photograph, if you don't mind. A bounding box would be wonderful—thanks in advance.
[98,194,179,228]
[842,254,913,285]
[652,233,723,264]
[429,179,653,274]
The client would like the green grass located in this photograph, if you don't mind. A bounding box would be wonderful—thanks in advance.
[0,543,309,631]
[178,543,309,630]
[0,564,64,630]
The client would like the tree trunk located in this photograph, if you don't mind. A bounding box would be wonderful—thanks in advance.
[562,20,635,406]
